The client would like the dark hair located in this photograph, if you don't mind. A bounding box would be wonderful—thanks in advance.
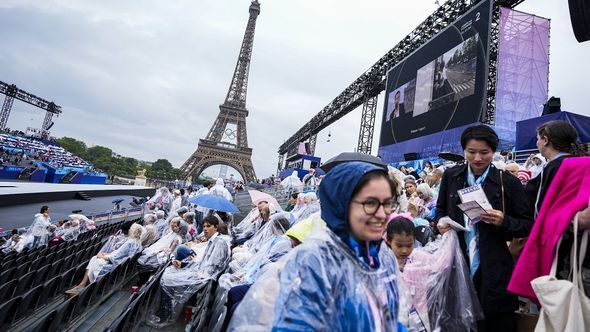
[217,221,228,235]
[120,221,132,235]
[203,181,211,188]
[216,211,230,222]
[203,215,219,228]
[537,120,588,156]
[180,188,185,195]
[386,217,415,242]
[351,170,397,201]
[11,228,18,235]
[40,205,49,214]
[290,193,299,200]
[460,125,499,152]
[273,215,291,234]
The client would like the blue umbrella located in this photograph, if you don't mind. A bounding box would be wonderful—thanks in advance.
[112,198,125,204]
[189,195,240,213]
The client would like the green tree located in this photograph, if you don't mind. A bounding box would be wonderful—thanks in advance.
[86,145,112,162]
[56,137,87,158]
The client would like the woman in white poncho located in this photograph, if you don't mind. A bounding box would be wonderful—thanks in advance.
[137,217,188,273]
[66,223,143,295]
[280,171,303,191]
[209,178,233,202]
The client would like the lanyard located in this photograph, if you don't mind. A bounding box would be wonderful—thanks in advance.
[467,164,491,187]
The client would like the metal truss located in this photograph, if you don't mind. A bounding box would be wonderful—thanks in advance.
[0,81,62,130]
[278,0,526,156]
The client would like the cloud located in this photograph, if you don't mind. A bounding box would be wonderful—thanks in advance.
[0,0,587,179]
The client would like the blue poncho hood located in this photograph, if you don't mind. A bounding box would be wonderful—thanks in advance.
[318,161,388,244]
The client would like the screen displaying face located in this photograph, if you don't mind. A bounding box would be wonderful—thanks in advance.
[379,0,492,147]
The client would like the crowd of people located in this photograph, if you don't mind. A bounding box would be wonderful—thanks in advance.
[0,133,91,169]
[0,206,96,253]
[2,119,589,331]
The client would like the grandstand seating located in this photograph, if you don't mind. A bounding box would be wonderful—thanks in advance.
[0,220,131,331]
[0,134,90,169]
[1,216,236,331]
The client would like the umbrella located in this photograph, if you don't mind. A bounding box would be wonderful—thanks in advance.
[320,152,387,173]
[438,152,464,162]
[248,190,282,210]
[112,197,125,204]
[189,194,240,213]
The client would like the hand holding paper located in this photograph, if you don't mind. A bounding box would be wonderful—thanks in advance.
[437,216,469,233]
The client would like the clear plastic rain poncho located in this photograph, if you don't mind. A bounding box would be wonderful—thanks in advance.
[231,207,260,243]
[100,231,128,253]
[291,192,321,224]
[228,218,401,331]
[229,162,402,332]
[209,178,233,201]
[399,230,483,332]
[219,213,292,290]
[137,220,188,271]
[230,212,295,273]
[87,237,142,283]
[146,232,230,328]
[147,187,173,213]
[279,171,303,191]
[61,221,81,242]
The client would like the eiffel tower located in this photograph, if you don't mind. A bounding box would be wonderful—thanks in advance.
[180,0,260,183]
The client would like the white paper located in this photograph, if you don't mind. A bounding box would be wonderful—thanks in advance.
[457,184,492,209]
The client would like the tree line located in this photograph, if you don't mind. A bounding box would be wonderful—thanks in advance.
[56,137,182,180]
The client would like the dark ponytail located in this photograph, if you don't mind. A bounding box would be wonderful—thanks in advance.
[537,120,587,155]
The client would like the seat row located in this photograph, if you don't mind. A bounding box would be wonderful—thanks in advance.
[18,252,141,332]
[185,280,227,332]
[0,239,102,296]
[0,219,120,265]
[105,261,170,332]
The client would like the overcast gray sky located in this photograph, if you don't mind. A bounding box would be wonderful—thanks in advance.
[1,0,588,179]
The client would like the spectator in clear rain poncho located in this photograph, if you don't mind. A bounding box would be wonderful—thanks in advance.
[280,171,303,192]
[210,178,233,201]
[230,204,280,271]
[231,201,273,246]
[137,218,189,282]
[224,215,321,328]
[228,162,403,331]
[154,210,167,238]
[61,220,81,242]
[219,212,293,291]
[169,190,182,217]
[146,215,230,328]
[69,213,91,233]
[30,205,51,248]
[100,222,132,253]
[183,212,198,241]
[148,187,173,214]
[66,223,143,296]
[141,214,159,247]
[291,192,321,224]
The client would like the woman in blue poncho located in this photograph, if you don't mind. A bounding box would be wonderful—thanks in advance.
[230,161,403,331]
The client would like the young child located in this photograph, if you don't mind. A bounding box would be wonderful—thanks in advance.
[385,216,416,271]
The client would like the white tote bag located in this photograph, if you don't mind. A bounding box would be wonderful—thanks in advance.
[531,212,590,332]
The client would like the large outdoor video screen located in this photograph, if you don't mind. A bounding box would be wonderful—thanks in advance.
[379,0,492,146]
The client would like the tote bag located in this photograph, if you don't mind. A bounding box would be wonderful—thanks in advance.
[531,212,590,332]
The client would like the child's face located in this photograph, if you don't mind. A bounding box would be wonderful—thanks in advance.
[389,233,415,268]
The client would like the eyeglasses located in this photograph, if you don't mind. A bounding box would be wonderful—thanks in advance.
[351,198,396,215]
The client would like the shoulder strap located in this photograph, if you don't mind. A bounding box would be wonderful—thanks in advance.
[500,170,505,214]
